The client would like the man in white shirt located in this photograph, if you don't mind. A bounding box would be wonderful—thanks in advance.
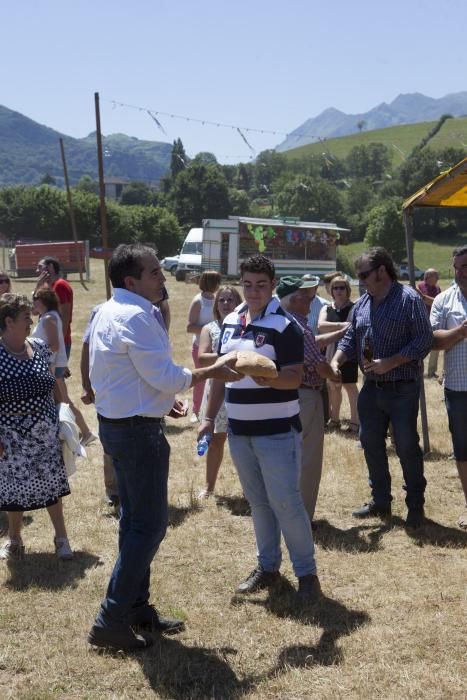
[431,244,467,530]
[87,244,240,651]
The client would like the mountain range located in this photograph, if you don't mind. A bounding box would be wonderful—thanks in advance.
[276,91,467,152]
[0,105,172,186]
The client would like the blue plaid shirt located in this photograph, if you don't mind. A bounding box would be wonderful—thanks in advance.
[338,282,432,381]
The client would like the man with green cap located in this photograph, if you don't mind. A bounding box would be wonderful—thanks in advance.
[277,276,343,523]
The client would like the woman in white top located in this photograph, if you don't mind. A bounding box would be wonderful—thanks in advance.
[186,271,221,422]
[32,289,97,447]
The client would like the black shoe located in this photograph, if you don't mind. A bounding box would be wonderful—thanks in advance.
[405,508,425,529]
[106,494,120,508]
[352,501,391,519]
[129,604,185,634]
[297,574,322,603]
[235,566,280,594]
[88,624,152,650]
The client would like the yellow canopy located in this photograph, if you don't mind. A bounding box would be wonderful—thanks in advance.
[403,156,467,209]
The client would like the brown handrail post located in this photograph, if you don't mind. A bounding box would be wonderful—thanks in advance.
[403,207,430,454]
[94,92,111,299]
[59,138,87,289]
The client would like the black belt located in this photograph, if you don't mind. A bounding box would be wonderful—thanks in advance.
[98,414,162,425]
[366,379,417,388]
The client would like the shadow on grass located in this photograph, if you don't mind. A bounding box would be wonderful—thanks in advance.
[4,550,102,591]
[215,495,251,517]
[168,501,201,529]
[164,423,195,436]
[405,517,467,548]
[232,578,370,670]
[424,449,453,462]
[312,518,396,553]
[138,636,254,700]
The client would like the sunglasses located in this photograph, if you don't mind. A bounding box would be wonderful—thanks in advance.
[0,278,10,284]
[358,266,379,281]
[332,285,347,291]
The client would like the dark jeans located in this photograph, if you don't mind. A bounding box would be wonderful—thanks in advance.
[96,417,170,629]
[444,388,467,461]
[358,380,426,511]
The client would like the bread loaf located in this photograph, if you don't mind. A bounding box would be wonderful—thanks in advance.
[234,351,278,379]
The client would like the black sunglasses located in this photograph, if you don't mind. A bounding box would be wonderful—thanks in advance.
[332,285,347,291]
[358,266,379,281]
[0,278,10,284]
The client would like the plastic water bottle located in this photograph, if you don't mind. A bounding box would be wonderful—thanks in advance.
[197,433,212,456]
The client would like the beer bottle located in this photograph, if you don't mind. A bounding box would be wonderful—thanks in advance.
[363,336,373,362]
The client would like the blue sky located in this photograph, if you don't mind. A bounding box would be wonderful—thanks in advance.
[2,0,466,163]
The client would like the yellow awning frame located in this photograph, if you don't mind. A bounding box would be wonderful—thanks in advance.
[403,156,467,210]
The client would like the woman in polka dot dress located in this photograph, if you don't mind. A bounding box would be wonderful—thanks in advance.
[0,294,72,560]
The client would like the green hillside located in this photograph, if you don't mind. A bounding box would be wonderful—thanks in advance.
[283,116,467,165]
[0,105,172,186]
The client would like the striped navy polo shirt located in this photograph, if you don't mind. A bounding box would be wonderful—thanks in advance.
[219,297,304,436]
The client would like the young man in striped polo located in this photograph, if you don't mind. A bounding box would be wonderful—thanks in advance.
[198,255,320,601]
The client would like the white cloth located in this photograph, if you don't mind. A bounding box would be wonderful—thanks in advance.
[32,310,68,368]
[89,288,192,419]
[192,293,215,346]
[430,284,467,391]
[58,403,86,477]
[307,294,329,336]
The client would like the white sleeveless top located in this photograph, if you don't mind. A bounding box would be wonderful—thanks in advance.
[192,293,215,346]
[32,310,68,368]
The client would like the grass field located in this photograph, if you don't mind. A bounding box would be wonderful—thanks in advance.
[1,260,466,700]
[283,116,467,165]
[339,238,467,280]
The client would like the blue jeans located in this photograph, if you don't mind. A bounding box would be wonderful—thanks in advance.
[358,380,426,511]
[444,388,467,460]
[228,429,317,577]
[96,417,170,629]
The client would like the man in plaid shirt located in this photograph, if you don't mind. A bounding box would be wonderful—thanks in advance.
[331,247,432,528]
[431,244,467,530]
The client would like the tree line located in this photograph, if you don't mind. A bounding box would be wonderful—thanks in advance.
[0,136,466,267]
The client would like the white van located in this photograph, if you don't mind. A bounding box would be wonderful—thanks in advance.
[175,227,203,281]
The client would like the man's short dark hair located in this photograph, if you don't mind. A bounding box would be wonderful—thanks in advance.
[453,244,467,258]
[109,244,157,289]
[240,255,275,281]
[42,256,60,274]
[355,247,398,282]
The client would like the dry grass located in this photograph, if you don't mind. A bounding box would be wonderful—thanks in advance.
[1,260,466,700]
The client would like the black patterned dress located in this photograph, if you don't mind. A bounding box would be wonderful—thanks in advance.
[0,338,70,511]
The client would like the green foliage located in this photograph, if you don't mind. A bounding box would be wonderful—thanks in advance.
[228,188,250,216]
[0,185,181,256]
[346,143,391,180]
[120,181,154,206]
[364,198,406,262]
[275,175,344,224]
[170,138,188,179]
[74,175,99,195]
[409,114,453,156]
[169,161,230,227]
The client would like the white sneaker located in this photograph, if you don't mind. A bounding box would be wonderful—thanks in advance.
[0,539,25,560]
[54,537,74,560]
[197,488,214,500]
[80,432,98,447]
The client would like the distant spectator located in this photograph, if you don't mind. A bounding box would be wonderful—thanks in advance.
[0,271,12,295]
[417,268,442,378]
[318,276,359,433]
[36,257,74,359]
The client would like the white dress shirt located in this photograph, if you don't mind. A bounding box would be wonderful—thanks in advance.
[430,284,467,391]
[307,294,330,335]
[89,288,192,418]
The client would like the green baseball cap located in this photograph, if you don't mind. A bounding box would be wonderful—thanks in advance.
[276,275,320,299]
